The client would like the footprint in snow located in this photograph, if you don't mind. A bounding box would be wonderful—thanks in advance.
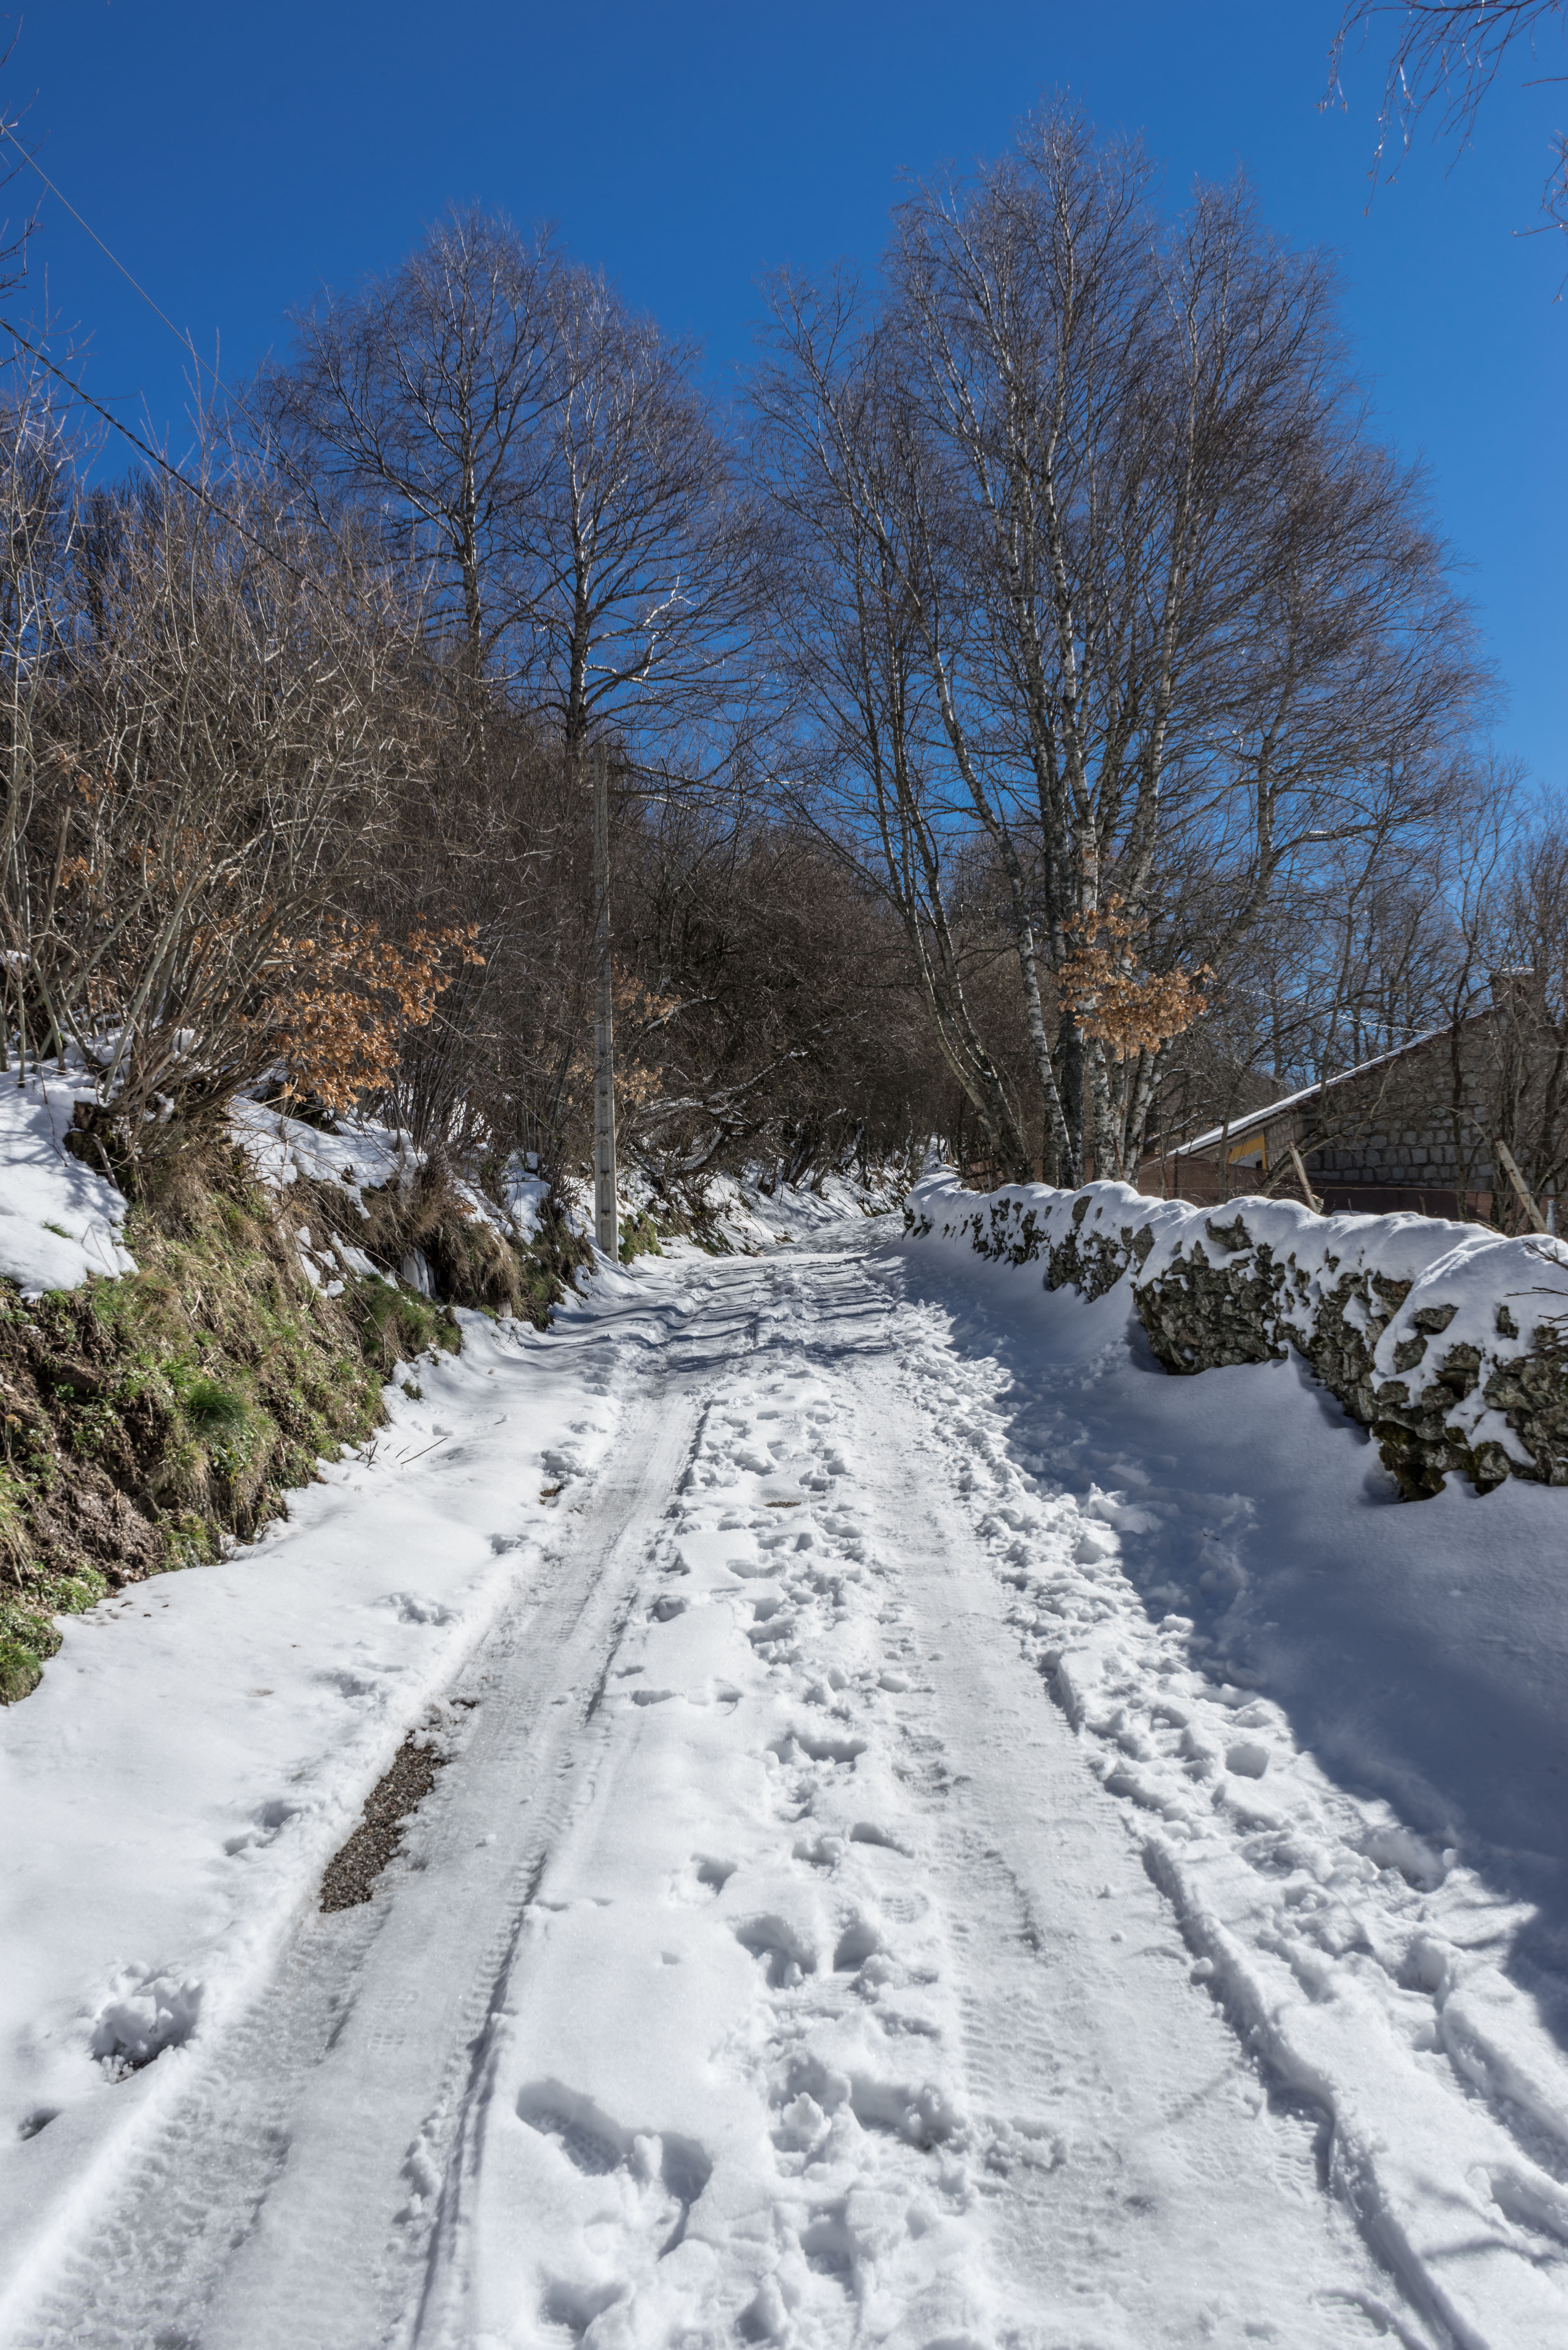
[735,1914,818,1989]
[223,1797,302,1856]
[381,1591,455,1626]
[516,2079,712,2257]
[849,1821,911,1855]
[89,1965,203,2078]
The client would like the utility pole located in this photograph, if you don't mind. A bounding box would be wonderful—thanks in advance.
[593,746,618,1258]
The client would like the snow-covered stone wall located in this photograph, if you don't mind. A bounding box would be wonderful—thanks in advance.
[905,1169,1568,1498]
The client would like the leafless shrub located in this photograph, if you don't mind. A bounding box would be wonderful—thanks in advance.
[0,385,441,1180]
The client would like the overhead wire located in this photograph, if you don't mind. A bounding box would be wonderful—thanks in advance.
[0,123,727,794]
[0,317,315,586]
[0,118,318,586]
[0,120,234,405]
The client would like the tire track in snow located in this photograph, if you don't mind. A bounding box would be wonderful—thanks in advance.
[9,1374,709,2350]
[11,1233,1527,2346]
[441,1245,1416,2347]
[850,1339,1413,2348]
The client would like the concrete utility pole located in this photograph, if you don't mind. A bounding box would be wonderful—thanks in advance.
[592,747,618,1258]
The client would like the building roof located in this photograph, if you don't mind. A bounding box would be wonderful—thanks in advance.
[1167,1012,1490,1161]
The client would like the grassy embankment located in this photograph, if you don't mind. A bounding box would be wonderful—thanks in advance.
[0,1146,591,1702]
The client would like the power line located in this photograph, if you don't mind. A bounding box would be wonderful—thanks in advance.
[0,118,338,583]
[0,118,344,526]
[0,120,235,406]
[0,317,314,588]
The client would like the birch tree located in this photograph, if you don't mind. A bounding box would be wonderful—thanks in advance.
[1329,2,1568,240]
[521,267,761,763]
[756,105,1485,1183]
[750,274,1035,1178]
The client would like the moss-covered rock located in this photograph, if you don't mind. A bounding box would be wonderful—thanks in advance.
[0,1141,598,1703]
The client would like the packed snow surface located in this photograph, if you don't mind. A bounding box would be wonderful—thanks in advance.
[2,1199,1567,2344]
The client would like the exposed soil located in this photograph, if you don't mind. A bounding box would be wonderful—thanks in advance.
[319,1735,446,1912]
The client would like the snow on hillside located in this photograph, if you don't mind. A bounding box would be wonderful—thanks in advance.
[227,1096,415,1209]
[0,1073,136,1298]
[0,1063,900,1301]
[0,1080,424,1303]
[588,1162,901,1258]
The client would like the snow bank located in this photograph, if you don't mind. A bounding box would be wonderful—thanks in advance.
[0,1287,653,2323]
[893,1201,1568,2344]
[907,1165,1568,1496]
[0,1072,136,1298]
[232,1100,560,1283]
[230,1107,901,1276]
[228,1098,416,1215]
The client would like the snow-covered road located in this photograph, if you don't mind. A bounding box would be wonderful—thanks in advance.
[6,1222,1568,2348]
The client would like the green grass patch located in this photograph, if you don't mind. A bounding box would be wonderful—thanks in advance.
[0,1144,601,1707]
[0,1151,467,1704]
[618,1210,664,1266]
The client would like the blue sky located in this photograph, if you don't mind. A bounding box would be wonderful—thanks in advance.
[5,1,1564,793]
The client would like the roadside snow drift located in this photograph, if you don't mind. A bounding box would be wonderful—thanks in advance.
[0,1073,135,1297]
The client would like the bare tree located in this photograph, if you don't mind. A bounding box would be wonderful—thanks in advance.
[0,42,42,314]
[755,105,1486,1187]
[521,267,762,764]
[1329,3,1568,239]
[750,275,1037,1178]
[265,205,561,698]
[267,217,760,773]
[0,389,439,1178]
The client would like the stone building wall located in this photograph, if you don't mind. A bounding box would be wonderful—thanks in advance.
[1145,1017,1501,1217]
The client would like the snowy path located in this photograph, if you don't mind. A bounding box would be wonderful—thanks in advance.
[5,1229,1568,2346]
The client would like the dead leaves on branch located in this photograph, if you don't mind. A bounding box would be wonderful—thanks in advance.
[1057,898,1211,1063]
[262,921,485,1115]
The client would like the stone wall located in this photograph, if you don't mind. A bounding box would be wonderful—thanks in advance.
[904,1171,1568,1500]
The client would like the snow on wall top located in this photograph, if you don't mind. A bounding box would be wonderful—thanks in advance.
[908,1165,1568,1465]
[0,1073,136,1298]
